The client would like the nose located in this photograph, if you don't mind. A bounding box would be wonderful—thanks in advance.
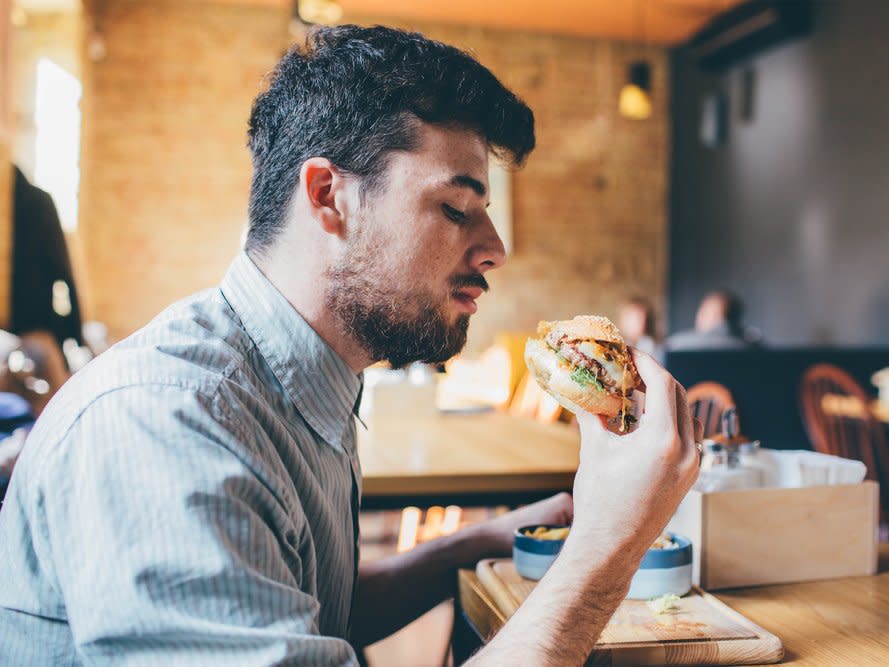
[468,213,507,273]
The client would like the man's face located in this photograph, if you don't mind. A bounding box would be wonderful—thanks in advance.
[325,122,506,368]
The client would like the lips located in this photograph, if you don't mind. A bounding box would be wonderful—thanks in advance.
[456,287,484,300]
[452,286,484,314]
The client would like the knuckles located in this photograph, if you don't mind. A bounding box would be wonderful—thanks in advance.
[553,491,572,506]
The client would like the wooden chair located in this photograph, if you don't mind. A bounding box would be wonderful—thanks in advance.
[687,381,736,437]
[800,363,889,540]
[799,364,888,480]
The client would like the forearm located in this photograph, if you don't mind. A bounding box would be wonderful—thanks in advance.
[351,523,500,648]
[465,537,640,666]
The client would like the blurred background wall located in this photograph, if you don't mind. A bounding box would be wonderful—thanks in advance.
[78,0,289,338]
[10,0,670,355]
[670,0,889,345]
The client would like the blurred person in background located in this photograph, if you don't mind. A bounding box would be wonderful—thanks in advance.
[667,289,761,351]
[7,166,84,405]
[618,296,662,361]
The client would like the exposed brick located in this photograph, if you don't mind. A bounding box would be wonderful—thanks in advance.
[79,0,289,339]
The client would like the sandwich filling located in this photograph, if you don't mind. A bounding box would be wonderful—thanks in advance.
[544,328,639,431]
[530,316,641,431]
[544,331,632,396]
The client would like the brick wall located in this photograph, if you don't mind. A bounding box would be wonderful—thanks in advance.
[79,2,669,352]
[78,0,289,338]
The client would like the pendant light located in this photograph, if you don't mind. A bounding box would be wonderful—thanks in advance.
[293,0,343,27]
[619,1,652,120]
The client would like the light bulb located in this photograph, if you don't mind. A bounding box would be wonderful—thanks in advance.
[619,83,652,120]
[298,0,343,25]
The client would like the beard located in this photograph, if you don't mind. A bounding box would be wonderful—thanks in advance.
[325,224,481,369]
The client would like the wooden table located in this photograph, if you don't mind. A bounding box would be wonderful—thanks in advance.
[358,412,579,508]
[454,545,889,665]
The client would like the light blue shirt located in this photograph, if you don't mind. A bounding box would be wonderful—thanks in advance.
[0,252,363,666]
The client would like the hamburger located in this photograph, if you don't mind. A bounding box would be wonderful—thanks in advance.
[524,315,642,430]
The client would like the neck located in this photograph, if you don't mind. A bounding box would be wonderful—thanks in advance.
[247,245,374,374]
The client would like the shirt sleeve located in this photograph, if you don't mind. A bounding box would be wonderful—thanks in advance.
[33,383,359,667]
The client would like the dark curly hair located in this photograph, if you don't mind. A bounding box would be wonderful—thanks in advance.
[245,24,535,252]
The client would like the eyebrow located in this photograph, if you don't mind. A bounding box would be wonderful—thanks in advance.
[449,174,487,197]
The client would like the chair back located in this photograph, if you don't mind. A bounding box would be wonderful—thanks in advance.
[799,363,887,483]
[687,381,736,437]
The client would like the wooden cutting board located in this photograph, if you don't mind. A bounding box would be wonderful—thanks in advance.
[476,559,783,666]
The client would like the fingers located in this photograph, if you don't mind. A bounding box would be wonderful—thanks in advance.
[633,350,693,469]
[575,410,615,463]
[550,491,574,524]
[631,349,677,430]
[693,418,704,444]
[675,384,695,463]
[674,389,703,481]
[675,382,692,444]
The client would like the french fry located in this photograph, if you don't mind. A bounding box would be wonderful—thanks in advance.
[523,526,570,540]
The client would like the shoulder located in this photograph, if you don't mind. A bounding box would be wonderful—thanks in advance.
[667,329,751,351]
[665,329,702,350]
[86,288,254,391]
[21,289,265,466]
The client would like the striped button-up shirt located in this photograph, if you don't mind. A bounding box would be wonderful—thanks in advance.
[0,252,363,666]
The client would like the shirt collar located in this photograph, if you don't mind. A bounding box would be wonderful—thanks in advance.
[220,252,362,451]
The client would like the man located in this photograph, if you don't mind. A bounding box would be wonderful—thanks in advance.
[0,26,699,665]
[667,289,760,351]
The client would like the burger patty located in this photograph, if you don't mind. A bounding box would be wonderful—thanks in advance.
[545,332,619,391]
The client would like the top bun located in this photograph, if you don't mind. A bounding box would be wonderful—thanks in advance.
[537,315,625,345]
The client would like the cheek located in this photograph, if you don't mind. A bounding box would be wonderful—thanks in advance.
[398,228,461,278]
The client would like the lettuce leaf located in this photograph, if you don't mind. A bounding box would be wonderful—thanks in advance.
[570,366,603,392]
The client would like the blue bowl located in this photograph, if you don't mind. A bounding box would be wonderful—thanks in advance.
[627,533,693,600]
[513,524,568,580]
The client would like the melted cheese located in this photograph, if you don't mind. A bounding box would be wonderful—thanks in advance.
[576,341,603,359]
[620,364,629,433]
[577,340,625,386]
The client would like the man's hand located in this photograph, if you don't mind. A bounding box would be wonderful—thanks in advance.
[469,492,574,556]
[468,350,701,666]
[565,349,701,573]
[353,492,573,648]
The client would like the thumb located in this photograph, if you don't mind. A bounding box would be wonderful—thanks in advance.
[693,418,704,444]
[576,408,607,435]
[576,409,613,456]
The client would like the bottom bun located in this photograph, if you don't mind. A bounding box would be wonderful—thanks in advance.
[524,339,624,417]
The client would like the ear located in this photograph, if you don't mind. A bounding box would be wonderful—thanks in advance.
[299,157,349,240]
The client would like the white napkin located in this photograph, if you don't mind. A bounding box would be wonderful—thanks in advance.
[757,448,867,488]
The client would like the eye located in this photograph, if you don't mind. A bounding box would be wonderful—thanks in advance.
[442,203,467,224]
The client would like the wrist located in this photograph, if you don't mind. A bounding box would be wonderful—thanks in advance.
[470,526,637,665]
[453,520,506,564]
[555,531,642,601]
